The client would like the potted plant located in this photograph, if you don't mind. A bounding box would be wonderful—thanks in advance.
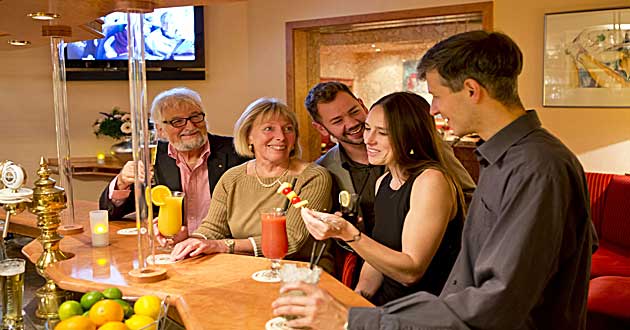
[93,107,133,162]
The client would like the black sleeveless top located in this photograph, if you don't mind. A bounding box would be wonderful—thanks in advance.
[370,169,464,306]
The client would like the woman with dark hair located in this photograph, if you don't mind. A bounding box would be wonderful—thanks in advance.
[301,92,465,305]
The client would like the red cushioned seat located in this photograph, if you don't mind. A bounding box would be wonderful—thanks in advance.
[591,243,630,278]
[588,276,630,327]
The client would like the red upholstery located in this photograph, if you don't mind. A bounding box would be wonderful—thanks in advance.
[591,243,630,278]
[341,251,358,288]
[587,276,630,329]
[585,172,615,235]
[600,176,630,250]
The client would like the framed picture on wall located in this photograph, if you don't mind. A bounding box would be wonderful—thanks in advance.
[402,60,432,104]
[543,7,630,107]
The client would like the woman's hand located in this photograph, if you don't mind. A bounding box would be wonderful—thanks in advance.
[170,238,220,261]
[300,208,356,242]
[272,282,348,330]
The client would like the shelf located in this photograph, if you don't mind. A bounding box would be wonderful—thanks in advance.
[48,157,123,177]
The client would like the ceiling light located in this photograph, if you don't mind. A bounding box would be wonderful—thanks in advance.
[375,48,382,52]
[8,40,31,46]
[371,44,376,48]
[27,12,60,20]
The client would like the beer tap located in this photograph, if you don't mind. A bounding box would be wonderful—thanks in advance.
[0,161,33,261]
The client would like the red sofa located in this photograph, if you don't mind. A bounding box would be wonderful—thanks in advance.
[585,172,630,329]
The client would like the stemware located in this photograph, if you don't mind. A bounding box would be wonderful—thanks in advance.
[253,208,288,283]
[157,191,184,252]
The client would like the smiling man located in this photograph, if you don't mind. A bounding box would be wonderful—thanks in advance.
[99,87,247,237]
[272,31,595,330]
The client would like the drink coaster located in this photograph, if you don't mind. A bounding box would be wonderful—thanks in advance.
[147,254,176,265]
[251,270,281,283]
[265,317,289,330]
[117,227,138,236]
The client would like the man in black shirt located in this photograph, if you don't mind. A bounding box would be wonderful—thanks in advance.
[273,31,595,330]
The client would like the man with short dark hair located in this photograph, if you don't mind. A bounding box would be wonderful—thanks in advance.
[272,31,595,330]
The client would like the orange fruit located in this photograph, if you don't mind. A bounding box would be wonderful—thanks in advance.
[54,315,96,330]
[98,321,129,330]
[88,299,124,326]
[150,185,171,206]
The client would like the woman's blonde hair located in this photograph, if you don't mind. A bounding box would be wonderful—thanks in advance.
[233,97,301,158]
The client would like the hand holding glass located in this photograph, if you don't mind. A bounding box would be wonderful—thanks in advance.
[157,191,184,252]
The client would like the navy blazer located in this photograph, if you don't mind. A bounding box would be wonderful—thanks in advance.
[99,133,248,219]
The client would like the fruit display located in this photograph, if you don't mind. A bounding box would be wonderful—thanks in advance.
[276,182,309,208]
[55,288,163,330]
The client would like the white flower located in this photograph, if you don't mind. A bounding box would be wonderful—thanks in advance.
[114,114,122,119]
[121,114,131,122]
[120,122,132,134]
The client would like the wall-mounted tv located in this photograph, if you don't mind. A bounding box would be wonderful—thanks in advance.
[65,6,205,81]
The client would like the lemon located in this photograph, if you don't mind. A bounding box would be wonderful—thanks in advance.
[98,321,129,330]
[54,315,97,330]
[339,190,351,208]
[150,185,171,206]
[125,314,156,330]
[58,300,83,320]
[80,291,104,310]
[103,287,123,299]
[88,299,125,326]
[133,295,162,320]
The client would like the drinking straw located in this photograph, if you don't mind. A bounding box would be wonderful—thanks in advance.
[309,240,317,269]
[282,178,298,212]
[313,242,327,268]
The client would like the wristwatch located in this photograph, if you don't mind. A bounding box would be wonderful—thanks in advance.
[223,239,235,254]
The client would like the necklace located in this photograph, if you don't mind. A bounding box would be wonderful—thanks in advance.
[253,161,290,188]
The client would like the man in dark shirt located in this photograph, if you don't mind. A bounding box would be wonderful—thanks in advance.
[272,31,595,329]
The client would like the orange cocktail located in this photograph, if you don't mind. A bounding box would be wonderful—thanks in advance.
[158,191,184,250]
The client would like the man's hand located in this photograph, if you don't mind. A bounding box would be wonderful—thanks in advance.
[115,161,153,190]
[170,237,220,261]
[272,282,349,330]
[153,218,189,246]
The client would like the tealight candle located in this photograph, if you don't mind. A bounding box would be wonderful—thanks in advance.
[96,153,106,165]
[89,210,109,247]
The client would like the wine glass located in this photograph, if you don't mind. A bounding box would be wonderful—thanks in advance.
[337,191,360,253]
[253,208,288,283]
[157,191,184,252]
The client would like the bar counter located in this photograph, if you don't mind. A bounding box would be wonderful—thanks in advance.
[8,200,372,329]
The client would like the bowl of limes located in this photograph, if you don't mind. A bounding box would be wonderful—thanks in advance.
[54,287,169,330]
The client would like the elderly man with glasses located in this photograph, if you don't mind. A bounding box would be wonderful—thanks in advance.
[99,87,248,239]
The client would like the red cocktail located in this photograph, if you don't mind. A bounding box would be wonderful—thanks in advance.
[254,208,288,282]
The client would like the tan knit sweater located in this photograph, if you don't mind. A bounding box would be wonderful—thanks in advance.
[193,161,334,271]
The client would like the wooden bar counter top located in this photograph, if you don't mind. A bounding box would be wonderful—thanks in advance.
[9,200,372,329]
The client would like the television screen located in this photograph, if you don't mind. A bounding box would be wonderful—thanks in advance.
[65,6,205,80]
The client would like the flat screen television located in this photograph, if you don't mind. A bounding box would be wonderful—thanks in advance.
[65,6,205,81]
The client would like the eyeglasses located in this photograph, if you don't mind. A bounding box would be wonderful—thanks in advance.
[162,113,206,128]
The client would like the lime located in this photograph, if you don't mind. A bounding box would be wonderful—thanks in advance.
[125,314,156,330]
[103,287,123,299]
[82,310,89,317]
[80,291,104,310]
[150,185,171,206]
[113,298,134,318]
[339,190,351,208]
[58,300,83,320]
[133,295,162,320]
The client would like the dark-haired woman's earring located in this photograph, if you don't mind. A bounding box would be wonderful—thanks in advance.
[409,149,415,155]
[248,144,254,152]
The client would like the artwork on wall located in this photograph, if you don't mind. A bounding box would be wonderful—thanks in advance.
[402,59,432,104]
[543,7,630,107]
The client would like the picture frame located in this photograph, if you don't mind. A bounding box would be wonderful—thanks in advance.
[543,7,630,107]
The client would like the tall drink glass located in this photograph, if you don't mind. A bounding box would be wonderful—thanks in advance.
[256,208,288,282]
[157,191,184,252]
[1,258,25,330]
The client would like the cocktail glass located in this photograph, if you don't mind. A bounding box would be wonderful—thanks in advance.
[253,208,288,283]
[266,263,321,329]
[157,191,184,252]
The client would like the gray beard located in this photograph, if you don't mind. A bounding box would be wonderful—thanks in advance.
[172,133,208,152]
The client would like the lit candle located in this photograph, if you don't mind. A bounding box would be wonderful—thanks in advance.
[89,210,109,247]
[96,153,106,165]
